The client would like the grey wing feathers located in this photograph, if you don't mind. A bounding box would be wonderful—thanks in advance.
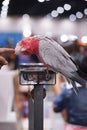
[39,37,77,77]
[38,36,87,94]
[45,37,71,59]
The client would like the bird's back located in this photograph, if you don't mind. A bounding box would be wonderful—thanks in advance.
[38,37,77,77]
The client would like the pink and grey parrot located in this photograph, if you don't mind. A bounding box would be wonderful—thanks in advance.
[15,35,87,94]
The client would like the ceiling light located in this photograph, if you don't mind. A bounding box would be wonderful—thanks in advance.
[81,36,87,43]
[76,11,83,19]
[23,29,32,37]
[37,0,45,2]
[84,8,87,15]
[1,0,10,18]
[2,0,10,6]
[69,14,76,22]
[51,10,58,17]
[0,10,7,18]
[1,6,8,11]
[22,14,30,21]
[64,4,71,11]
[60,34,68,42]
[57,7,64,14]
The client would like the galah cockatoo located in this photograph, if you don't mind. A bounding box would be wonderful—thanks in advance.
[15,35,87,94]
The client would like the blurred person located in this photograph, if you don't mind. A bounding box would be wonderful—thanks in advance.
[0,47,14,68]
[53,73,68,122]
[53,56,87,130]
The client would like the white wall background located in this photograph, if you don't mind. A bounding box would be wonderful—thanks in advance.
[0,16,87,38]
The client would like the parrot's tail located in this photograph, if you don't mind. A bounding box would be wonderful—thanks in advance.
[71,72,87,87]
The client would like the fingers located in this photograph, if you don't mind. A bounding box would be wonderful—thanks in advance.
[0,48,15,69]
[0,48,15,54]
[0,56,8,68]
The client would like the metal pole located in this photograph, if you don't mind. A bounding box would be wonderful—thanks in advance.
[19,63,55,130]
[34,85,43,130]
[29,91,34,130]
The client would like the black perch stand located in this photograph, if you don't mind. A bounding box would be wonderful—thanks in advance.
[19,63,56,130]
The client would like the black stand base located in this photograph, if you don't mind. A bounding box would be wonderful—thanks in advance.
[29,85,43,130]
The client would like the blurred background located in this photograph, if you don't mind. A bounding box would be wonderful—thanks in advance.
[0,0,87,130]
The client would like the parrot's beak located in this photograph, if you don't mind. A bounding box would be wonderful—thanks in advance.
[15,44,27,55]
[15,42,22,54]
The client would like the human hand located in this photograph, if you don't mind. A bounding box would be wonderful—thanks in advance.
[0,48,15,68]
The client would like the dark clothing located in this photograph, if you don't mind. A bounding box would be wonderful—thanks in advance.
[53,86,87,126]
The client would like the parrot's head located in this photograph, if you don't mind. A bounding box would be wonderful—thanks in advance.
[15,36,39,55]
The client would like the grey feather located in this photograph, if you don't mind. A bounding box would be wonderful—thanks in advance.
[38,36,87,91]
[39,37,77,76]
